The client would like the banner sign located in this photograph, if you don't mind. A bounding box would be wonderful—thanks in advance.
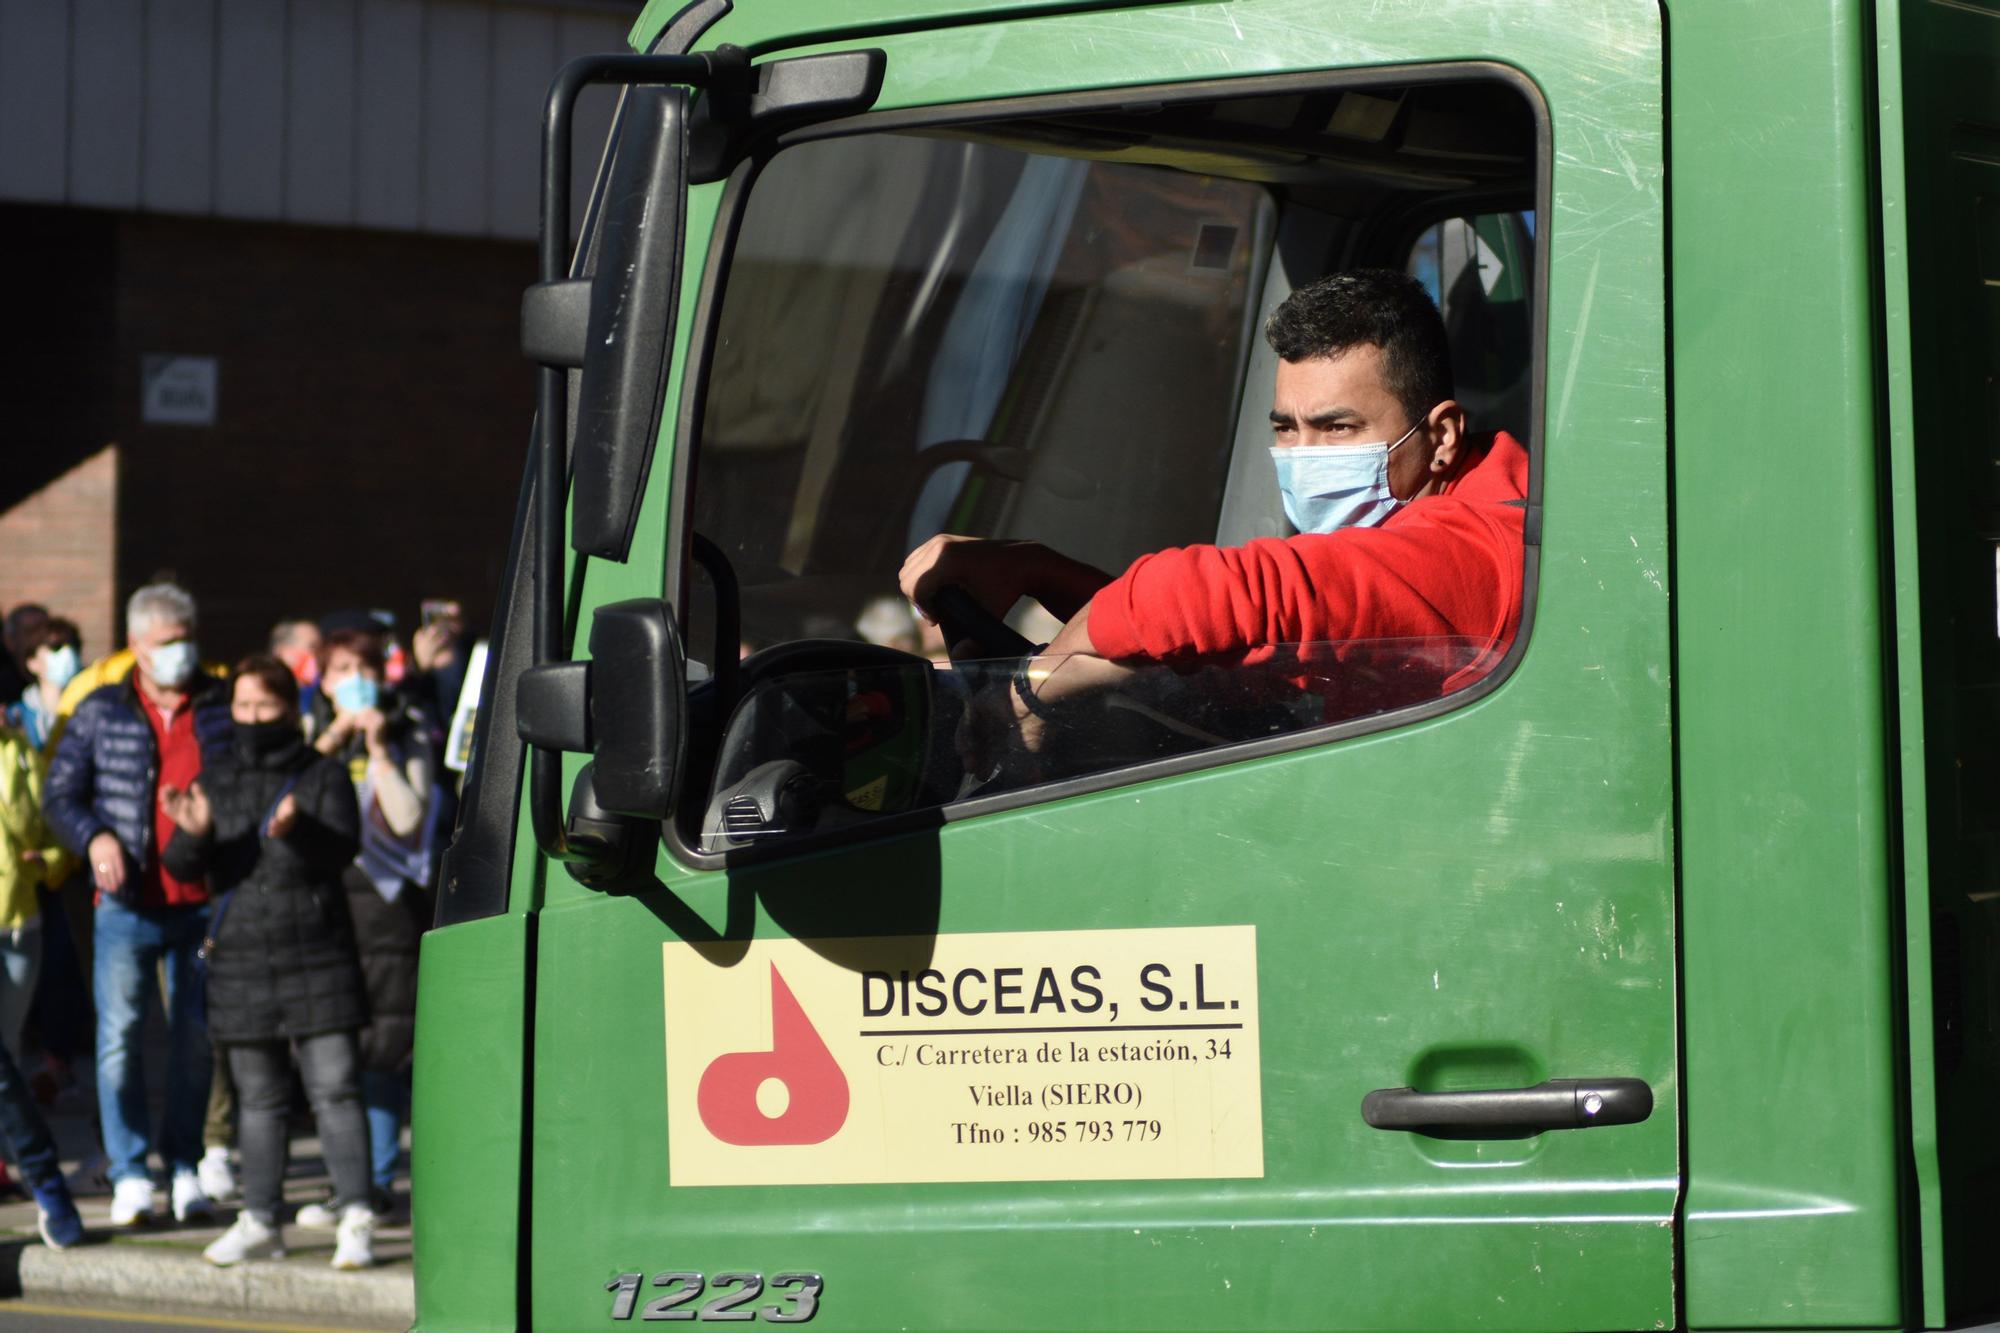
[663,926,1263,1187]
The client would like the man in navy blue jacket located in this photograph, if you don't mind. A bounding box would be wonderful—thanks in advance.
[44,583,232,1227]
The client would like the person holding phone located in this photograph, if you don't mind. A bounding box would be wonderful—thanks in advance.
[303,625,437,1222]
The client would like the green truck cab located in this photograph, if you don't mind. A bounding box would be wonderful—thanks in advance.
[411,0,2000,1327]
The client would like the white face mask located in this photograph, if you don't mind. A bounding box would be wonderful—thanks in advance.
[146,639,198,689]
[1269,415,1427,534]
[39,645,79,690]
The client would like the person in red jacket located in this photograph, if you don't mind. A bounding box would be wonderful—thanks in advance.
[900,268,1526,746]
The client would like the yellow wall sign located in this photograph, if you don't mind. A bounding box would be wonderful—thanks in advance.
[662,925,1263,1187]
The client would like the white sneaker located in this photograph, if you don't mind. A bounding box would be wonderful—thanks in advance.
[197,1146,237,1202]
[294,1200,338,1228]
[171,1170,214,1222]
[109,1176,158,1226]
[331,1204,375,1271]
[203,1211,285,1265]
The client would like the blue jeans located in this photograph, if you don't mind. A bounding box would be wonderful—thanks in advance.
[94,897,211,1183]
[361,1067,408,1192]
[0,922,44,1057]
[0,1022,59,1191]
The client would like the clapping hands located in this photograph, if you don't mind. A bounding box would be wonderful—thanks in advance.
[265,793,299,840]
[158,780,213,837]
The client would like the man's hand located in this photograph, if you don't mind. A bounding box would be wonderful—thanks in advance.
[159,780,213,837]
[955,671,1038,783]
[87,831,126,897]
[899,536,1044,627]
[900,536,1114,632]
[1006,609,1133,736]
[266,793,299,840]
[960,604,1137,774]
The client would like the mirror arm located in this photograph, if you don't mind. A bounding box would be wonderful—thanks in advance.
[520,279,591,368]
[690,533,741,709]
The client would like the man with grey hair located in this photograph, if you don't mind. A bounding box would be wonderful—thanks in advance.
[44,583,233,1226]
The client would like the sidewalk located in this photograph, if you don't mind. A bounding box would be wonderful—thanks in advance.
[0,1146,414,1328]
[0,1029,414,1328]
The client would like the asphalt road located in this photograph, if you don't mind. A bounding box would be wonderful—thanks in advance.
[0,1299,396,1332]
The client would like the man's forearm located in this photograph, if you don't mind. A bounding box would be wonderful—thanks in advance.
[1042,601,1100,660]
[1028,551,1115,624]
[1027,603,1145,708]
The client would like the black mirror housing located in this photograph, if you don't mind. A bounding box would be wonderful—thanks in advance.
[588,598,688,819]
[572,86,690,562]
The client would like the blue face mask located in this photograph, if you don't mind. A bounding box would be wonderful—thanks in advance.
[40,646,79,690]
[1270,415,1427,534]
[332,674,381,714]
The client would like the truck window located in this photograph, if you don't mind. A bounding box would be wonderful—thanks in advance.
[694,136,1270,653]
[681,82,1540,855]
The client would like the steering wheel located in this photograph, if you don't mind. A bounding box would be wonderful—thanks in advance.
[929,584,1036,660]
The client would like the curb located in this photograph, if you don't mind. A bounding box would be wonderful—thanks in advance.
[13,1239,414,1326]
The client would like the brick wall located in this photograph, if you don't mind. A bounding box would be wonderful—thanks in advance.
[0,446,119,658]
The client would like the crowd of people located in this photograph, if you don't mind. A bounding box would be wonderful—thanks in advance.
[0,584,469,1270]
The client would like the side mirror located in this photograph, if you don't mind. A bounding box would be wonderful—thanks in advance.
[510,47,882,871]
[588,599,688,818]
[517,52,712,870]
[517,598,689,820]
[571,87,689,562]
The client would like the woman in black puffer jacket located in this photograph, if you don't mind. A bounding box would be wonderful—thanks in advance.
[158,655,376,1271]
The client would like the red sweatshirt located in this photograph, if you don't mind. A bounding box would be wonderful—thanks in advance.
[1087,431,1528,717]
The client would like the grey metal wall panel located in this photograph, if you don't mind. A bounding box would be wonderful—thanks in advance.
[0,0,73,202]
[68,0,145,208]
[141,0,216,214]
[354,0,421,230]
[284,0,358,224]
[486,6,551,241]
[215,0,286,217]
[556,13,625,245]
[1,0,643,234]
[421,0,490,234]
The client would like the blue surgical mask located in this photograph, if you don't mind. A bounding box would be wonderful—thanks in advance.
[40,646,79,690]
[1270,415,1427,534]
[147,640,198,689]
[332,674,381,714]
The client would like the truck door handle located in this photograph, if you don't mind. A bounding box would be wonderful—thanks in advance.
[1361,1078,1652,1138]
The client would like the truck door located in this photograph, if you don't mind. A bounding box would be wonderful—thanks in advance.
[524,4,1673,1328]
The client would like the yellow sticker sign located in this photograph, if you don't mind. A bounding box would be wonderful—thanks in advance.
[663,925,1263,1187]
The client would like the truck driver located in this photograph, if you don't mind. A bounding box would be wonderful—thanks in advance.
[897,268,1529,744]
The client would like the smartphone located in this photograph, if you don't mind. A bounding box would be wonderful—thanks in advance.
[421,598,463,629]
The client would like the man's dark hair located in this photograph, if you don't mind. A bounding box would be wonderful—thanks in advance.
[1263,269,1454,424]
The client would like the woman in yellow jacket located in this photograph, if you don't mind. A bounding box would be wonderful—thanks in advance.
[0,635,87,1246]
[1,619,78,1049]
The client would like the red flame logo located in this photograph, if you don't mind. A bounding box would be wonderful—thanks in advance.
[697,965,850,1146]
